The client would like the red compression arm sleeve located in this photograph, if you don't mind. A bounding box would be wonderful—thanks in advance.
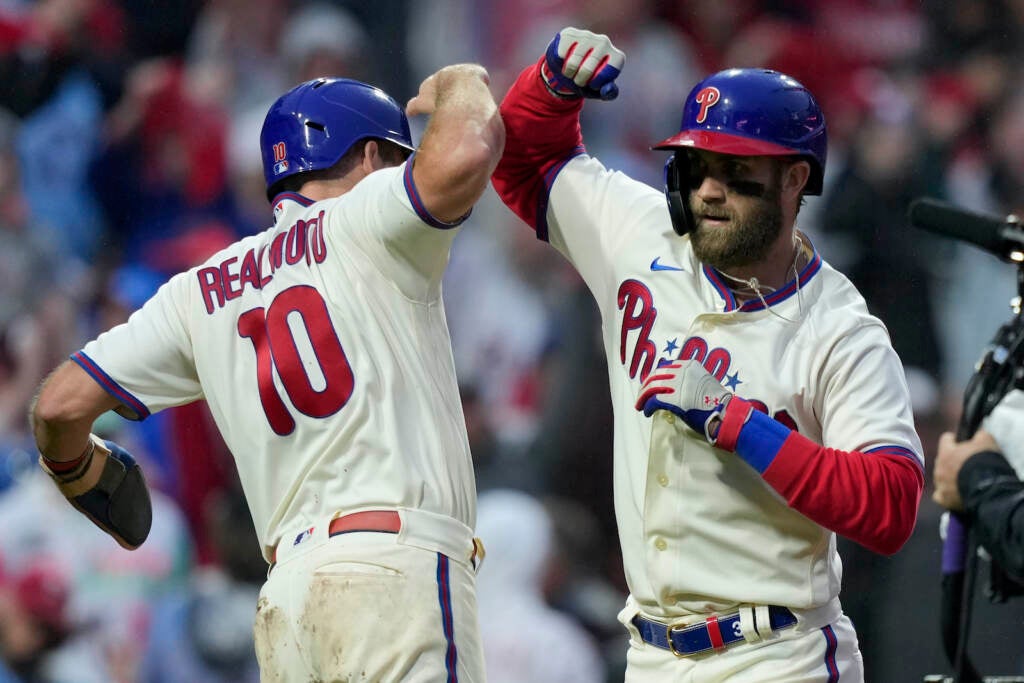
[764,435,923,555]
[718,400,923,556]
[491,58,585,237]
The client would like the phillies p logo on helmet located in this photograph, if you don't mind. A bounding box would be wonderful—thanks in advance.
[652,69,827,196]
[694,87,720,124]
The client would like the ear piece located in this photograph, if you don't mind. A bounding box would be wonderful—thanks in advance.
[663,155,693,236]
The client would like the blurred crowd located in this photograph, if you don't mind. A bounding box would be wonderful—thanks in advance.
[3,0,1024,681]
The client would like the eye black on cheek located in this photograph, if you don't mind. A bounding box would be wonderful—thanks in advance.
[727,180,766,197]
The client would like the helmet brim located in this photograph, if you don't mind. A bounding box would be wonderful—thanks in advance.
[651,130,802,157]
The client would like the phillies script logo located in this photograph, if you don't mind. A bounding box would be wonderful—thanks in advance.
[616,277,800,431]
[272,141,289,175]
[694,86,721,124]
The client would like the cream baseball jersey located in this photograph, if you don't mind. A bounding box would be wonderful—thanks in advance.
[72,162,476,560]
[537,153,923,617]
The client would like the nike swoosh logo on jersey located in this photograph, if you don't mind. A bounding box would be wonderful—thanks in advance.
[650,257,684,272]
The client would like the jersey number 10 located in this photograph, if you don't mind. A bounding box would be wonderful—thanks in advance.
[237,285,354,435]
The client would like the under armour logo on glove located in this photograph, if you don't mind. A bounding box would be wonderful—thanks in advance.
[541,27,625,100]
[635,360,733,442]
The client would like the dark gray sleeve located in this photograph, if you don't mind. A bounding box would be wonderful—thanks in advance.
[959,449,1024,582]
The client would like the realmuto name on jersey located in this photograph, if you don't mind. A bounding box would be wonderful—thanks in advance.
[197,211,328,314]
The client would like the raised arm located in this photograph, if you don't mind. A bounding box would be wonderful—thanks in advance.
[491,27,625,233]
[406,64,505,223]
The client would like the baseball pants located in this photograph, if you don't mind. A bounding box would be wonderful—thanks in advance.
[254,508,484,682]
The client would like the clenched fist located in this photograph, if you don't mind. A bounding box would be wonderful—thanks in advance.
[540,27,625,101]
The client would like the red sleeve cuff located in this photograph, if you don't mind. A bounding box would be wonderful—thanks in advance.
[715,396,752,452]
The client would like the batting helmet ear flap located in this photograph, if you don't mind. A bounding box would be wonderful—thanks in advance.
[663,155,693,236]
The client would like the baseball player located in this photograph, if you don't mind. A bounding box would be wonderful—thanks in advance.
[491,28,924,681]
[30,64,505,682]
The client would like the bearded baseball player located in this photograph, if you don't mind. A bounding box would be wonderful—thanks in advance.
[492,28,924,682]
[30,64,504,682]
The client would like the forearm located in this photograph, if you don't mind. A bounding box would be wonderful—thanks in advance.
[32,410,95,464]
[717,398,924,555]
[491,59,586,231]
[959,450,1024,582]
[31,359,120,463]
[32,359,152,549]
[427,65,504,149]
[415,64,504,217]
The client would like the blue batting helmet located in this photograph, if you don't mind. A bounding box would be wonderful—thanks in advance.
[260,77,415,200]
[653,68,827,195]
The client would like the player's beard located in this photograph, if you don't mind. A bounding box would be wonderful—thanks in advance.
[689,176,784,271]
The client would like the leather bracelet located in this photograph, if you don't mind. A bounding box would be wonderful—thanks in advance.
[41,436,96,476]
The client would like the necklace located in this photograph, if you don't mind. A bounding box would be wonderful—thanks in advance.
[717,233,807,316]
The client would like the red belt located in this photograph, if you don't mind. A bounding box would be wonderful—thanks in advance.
[272,510,402,564]
[328,510,402,535]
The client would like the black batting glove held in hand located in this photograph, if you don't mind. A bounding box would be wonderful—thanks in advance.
[40,435,153,550]
[540,27,625,101]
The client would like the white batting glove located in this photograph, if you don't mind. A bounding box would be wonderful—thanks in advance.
[540,27,625,101]
[635,360,733,442]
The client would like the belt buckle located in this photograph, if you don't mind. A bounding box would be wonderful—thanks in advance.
[666,622,692,658]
